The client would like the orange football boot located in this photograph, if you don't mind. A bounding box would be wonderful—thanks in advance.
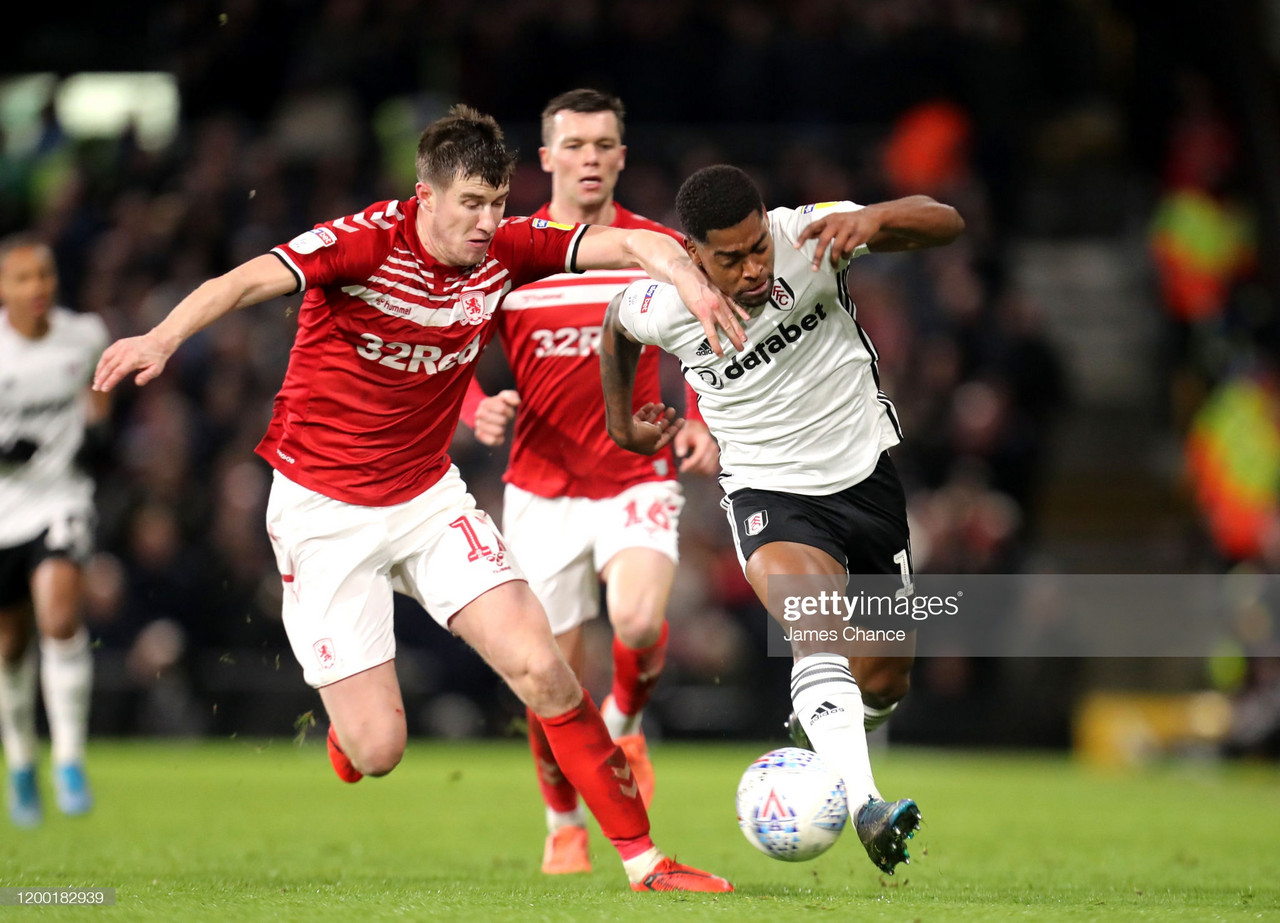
[327,725,363,783]
[541,825,591,874]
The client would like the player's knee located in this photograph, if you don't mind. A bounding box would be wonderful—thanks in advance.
[518,647,580,717]
[860,669,910,709]
[36,614,80,642]
[350,728,406,777]
[0,629,27,663]
[609,605,663,649]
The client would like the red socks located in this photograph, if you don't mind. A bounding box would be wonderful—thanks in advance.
[537,690,652,858]
[610,622,669,717]
[527,706,579,813]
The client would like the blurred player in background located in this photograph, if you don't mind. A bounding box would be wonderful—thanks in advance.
[0,235,110,827]
[601,165,964,875]
[460,89,719,875]
[94,106,741,892]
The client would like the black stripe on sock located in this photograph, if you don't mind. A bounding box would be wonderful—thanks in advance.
[792,676,858,699]
[791,664,854,688]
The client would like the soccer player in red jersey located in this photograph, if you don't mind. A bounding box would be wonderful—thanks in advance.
[93,106,742,893]
[459,90,719,875]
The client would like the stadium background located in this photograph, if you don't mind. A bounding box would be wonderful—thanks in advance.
[3,0,1278,760]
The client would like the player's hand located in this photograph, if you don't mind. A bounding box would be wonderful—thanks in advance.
[796,210,881,270]
[672,265,748,357]
[93,333,175,392]
[624,402,685,456]
[674,420,719,475]
[473,390,521,446]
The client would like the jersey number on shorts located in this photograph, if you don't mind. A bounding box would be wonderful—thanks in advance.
[893,548,914,599]
[449,515,506,563]
[623,499,672,532]
[48,511,93,558]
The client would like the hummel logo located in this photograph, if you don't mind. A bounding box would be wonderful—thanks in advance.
[537,758,565,786]
[612,762,638,797]
[811,701,844,721]
[694,338,712,357]
[611,759,639,798]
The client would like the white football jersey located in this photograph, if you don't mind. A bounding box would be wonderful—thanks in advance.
[0,306,108,546]
[617,202,901,496]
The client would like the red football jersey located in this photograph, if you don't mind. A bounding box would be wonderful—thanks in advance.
[257,198,586,506]
[468,203,691,499]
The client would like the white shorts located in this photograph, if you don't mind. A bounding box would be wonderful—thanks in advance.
[502,480,683,635]
[266,466,524,688]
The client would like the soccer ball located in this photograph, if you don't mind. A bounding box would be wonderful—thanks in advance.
[736,747,848,861]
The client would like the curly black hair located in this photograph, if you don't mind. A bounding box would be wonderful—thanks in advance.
[675,165,764,242]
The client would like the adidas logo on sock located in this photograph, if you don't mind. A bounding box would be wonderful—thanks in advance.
[810,701,844,722]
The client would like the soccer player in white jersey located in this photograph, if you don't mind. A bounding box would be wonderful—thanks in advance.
[0,235,110,827]
[94,106,743,893]
[460,89,720,875]
[601,164,964,875]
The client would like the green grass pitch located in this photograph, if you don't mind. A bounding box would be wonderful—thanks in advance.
[2,740,1277,921]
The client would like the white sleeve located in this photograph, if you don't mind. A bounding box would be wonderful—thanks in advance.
[615,279,668,347]
[786,201,869,270]
[78,313,111,385]
[86,313,110,357]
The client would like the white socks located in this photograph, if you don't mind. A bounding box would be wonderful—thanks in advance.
[791,653,881,804]
[0,645,38,770]
[621,845,663,884]
[546,804,587,833]
[864,701,898,733]
[41,628,92,767]
[601,696,642,739]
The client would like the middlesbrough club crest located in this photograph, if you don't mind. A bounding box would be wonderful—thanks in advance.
[314,638,336,670]
[458,290,487,325]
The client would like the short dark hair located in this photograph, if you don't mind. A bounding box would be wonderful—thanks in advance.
[416,104,517,189]
[676,165,765,242]
[0,232,52,269]
[540,89,626,146]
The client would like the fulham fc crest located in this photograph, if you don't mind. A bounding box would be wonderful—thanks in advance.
[458,290,487,325]
[745,510,768,536]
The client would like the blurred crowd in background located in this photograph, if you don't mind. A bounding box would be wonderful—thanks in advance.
[3,0,1279,753]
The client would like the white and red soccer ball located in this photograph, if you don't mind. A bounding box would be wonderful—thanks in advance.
[736,747,848,861]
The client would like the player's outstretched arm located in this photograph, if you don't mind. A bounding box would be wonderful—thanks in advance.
[798,196,965,269]
[601,292,684,456]
[93,254,298,391]
[576,225,748,357]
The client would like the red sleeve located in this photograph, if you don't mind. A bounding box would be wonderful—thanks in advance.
[630,214,685,247]
[489,217,589,290]
[459,377,487,428]
[270,200,400,292]
[683,381,705,424]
